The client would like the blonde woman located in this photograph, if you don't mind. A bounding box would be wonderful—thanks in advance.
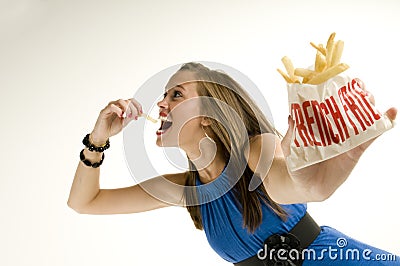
[68,62,399,265]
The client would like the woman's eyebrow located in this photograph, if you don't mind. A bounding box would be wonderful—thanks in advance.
[175,84,186,91]
[163,84,185,98]
[164,84,186,93]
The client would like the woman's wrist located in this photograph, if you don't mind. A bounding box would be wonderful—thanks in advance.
[79,133,110,168]
[82,148,103,160]
[80,149,104,168]
[82,134,110,152]
[89,132,109,147]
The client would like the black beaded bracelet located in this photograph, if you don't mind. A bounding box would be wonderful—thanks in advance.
[80,149,104,168]
[82,134,110,152]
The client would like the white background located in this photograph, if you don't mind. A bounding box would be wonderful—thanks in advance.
[0,0,399,265]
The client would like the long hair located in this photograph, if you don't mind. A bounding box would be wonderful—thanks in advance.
[180,62,287,233]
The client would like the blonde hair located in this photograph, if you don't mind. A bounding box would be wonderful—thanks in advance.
[180,62,286,232]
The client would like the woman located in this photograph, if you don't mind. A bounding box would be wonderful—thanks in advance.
[68,62,399,265]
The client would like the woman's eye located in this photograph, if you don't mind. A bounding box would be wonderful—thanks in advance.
[161,90,182,100]
[173,91,182,98]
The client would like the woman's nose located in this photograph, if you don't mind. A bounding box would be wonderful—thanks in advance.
[157,97,168,109]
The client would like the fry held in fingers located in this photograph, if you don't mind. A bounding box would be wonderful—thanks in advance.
[123,109,158,123]
[140,113,158,123]
[121,98,157,123]
[277,32,348,85]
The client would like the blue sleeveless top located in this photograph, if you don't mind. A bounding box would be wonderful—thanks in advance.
[195,167,400,265]
[196,167,307,263]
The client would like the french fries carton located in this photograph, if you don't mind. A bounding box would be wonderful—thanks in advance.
[278,33,394,171]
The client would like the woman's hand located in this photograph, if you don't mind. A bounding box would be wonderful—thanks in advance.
[281,92,397,201]
[90,98,142,145]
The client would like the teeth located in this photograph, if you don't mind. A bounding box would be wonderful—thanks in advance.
[159,116,171,122]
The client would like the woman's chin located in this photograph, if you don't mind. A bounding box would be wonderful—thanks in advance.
[156,138,163,147]
[155,129,182,148]
[156,137,175,147]
[156,141,182,148]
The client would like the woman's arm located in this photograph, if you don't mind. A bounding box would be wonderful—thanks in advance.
[247,133,318,204]
[67,98,186,214]
[67,149,102,213]
[67,160,186,214]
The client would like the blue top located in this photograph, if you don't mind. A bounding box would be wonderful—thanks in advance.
[196,167,306,263]
[196,167,400,265]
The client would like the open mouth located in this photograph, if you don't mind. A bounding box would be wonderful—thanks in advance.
[156,116,172,136]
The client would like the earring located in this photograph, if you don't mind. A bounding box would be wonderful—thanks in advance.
[202,126,215,144]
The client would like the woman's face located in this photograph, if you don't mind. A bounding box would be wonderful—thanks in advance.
[156,70,204,149]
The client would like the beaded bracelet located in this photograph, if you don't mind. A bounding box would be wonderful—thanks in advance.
[82,134,110,152]
[80,149,104,168]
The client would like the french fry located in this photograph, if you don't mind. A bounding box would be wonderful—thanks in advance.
[277,32,348,85]
[315,51,327,73]
[302,74,315,84]
[330,40,344,66]
[325,32,336,67]
[277,68,293,83]
[307,63,349,85]
[310,42,326,56]
[294,68,317,78]
[281,56,296,80]
[304,70,318,84]
[282,56,301,83]
[140,113,158,123]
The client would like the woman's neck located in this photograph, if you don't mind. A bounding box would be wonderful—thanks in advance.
[196,155,226,184]
[184,140,226,184]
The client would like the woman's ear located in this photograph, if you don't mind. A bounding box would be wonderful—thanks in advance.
[200,116,212,127]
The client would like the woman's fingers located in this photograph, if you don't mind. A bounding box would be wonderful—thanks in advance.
[97,97,145,127]
[357,79,375,106]
[103,99,141,119]
[385,107,397,121]
[129,98,143,116]
[281,115,295,158]
[100,99,127,117]
[109,103,124,117]
[365,90,375,106]
[116,99,132,118]
[91,98,143,142]
[116,98,142,120]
